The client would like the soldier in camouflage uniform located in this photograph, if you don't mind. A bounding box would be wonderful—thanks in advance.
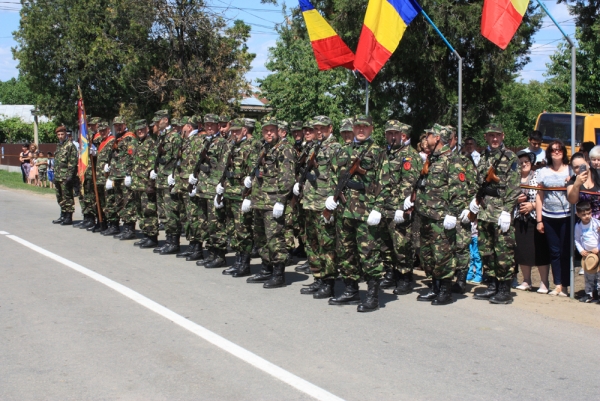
[275,120,296,264]
[52,126,79,225]
[293,116,341,299]
[414,124,469,305]
[85,119,108,232]
[74,117,101,229]
[241,115,296,288]
[130,119,160,249]
[93,121,114,233]
[469,123,519,304]
[339,118,354,144]
[289,121,308,260]
[378,120,423,295]
[219,114,231,139]
[326,115,390,312]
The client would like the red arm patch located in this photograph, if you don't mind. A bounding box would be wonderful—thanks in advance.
[403,161,411,171]
[458,172,466,182]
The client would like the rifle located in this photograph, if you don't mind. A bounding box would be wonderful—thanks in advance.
[187,135,213,193]
[468,149,506,221]
[242,139,285,198]
[322,140,373,221]
[403,153,432,220]
[147,133,166,194]
[294,142,313,178]
[216,139,237,204]
[170,135,186,192]
[290,140,321,209]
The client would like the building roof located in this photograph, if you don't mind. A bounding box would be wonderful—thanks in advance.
[241,97,266,107]
[0,105,50,124]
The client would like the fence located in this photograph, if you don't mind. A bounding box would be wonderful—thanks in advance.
[0,143,58,167]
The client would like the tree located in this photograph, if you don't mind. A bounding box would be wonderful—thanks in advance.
[0,78,36,105]
[0,117,58,143]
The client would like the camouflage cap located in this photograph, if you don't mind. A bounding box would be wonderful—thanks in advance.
[290,121,303,131]
[303,120,314,129]
[89,117,102,125]
[113,116,126,125]
[219,114,231,123]
[340,118,353,132]
[278,121,289,132]
[313,115,332,126]
[485,123,504,134]
[171,117,181,126]
[98,121,110,130]
[353,115,372,126]
[204,113,219,123]
[149,116,161,126]
[134,119,147,130]
[155,109,169,119]
[425,123,451,142]
[244,118,256,128]
[261,115,278,127]
[181,115,201,126]
[230,118,245,130]
[385,120,412,135]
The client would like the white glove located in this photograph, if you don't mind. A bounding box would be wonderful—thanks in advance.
[105,178,113,190]
[272,202,284,218]
[325,196,338,211]
[459,209,470,224]
[241,198,252,213]
[167,174,175,187]
[124,175,132,187]
[469,198,480,214]
[188,173,198,185]
[498,210,511,233]
[90,145,97,156]
[403,196,414,211]
[214,194,224,209]
[216,183,225,195]
[367,210,381,226]
[189,188,196,197]
[393,210,405,224]
[293,182,301,196]
[150,170,158,180]
[443,215,457,230]
[244,176,253,188]
[103,163,111,173]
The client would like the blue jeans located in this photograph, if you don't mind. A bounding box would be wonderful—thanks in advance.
[467,236,482,282]
[542,216,571,286]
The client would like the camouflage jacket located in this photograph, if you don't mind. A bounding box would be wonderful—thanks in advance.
[330,139,389,222]
[301,135,341,211]
[84,132,102,179]
[223,138,254,202]
[415,144,469,221]
[156,127,183,190]
[95,135,115,186]
[131,134,157,192]
[108,132,137,179]
[175,131,205,193]
[54,140,78,182]
[475,144,520,223]
[379,144,423,219]
[454,147,478,210]
[249,137,296,210]
[195,134,227,199]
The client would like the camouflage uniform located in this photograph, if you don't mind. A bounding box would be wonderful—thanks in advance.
[95,123,114,224]
[53,131,78,214]
[131,120,159,237]
[277,121,296,253]
[79,117,102,219]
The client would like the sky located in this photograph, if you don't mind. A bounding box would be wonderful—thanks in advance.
[0,0,576,85]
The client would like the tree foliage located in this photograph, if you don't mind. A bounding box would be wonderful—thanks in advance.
[0,78,36,105]
[0,117,58,144]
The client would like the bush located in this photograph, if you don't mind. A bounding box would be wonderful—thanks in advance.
[0,117,58,143]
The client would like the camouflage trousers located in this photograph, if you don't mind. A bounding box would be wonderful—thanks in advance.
[157,191,166,221]
[94,185,107,221]
[336,216,384,281]
[455,222,472,273]
[113,180,137,224]
[160,188,183,236]
[135,190,158,236]
[183,195,208,243]
[380,217,414,275]
[54,180,75,213]
[206,199,228,252]
[419,216,457,280]
[226,200,253,254]
[284,203,296,251]
[478,220,515,282]
[80,171,97,216]
[254,209,287,265]
[304,210,336,279]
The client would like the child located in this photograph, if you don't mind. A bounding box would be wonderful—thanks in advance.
[574,201,600,303]
[37,152,49,188]
[28,151,38,185]
[47,152,55,189]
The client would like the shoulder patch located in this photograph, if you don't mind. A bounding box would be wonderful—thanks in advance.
[127,145,134,155]
[403,161,412,171]
[458,172,466,182]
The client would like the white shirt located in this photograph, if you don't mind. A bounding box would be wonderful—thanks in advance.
[470,150,481,166]
[522,146,546,164]
[575,218,600,252]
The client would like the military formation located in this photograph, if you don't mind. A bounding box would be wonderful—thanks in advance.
[51,111,520,312]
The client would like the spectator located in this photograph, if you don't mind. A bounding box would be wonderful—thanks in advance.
[574,201,600,303]
[513,150,550,292]
[522,130,546,168]
[28,151,39,185]
[19,144,30,183]
[579,142,595,163]
[567,152,600,218]
[47,152,55,189]
[463,137,480,166]
[536,140,572,296]
[37,152,49,188]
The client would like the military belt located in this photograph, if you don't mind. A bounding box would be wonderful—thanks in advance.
[346,180,365,190]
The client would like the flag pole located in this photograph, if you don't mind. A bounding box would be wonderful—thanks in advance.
[420,10,462,143]
[535,0,576,298]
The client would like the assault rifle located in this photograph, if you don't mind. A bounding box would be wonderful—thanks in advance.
[468,149,506,222]
[242,146,267,198]
[169,135,186,192]
[403,153,432,220]
[294,142,313,178]
[216,139,237,204]
[290,140,322,209]
[187,135,213,193]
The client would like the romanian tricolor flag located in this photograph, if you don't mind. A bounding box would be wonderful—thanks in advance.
[481,0,530,49]
[77,97,89,186]
[299,0,355,70]
[355,0,422,82]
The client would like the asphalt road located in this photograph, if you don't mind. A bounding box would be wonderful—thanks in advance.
[1,188,599,400]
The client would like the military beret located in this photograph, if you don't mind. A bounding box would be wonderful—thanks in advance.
[261,115,278,127]
[244,118,256,128]
[113,116,126,125]
[278,121,289,132]
[485,123,504,134]
[353,115,372,127]
[290,121,303,131]
[155,109,169,119]
[230,118,245,130]
[219,114,231,123]
[55,125,67,133]
[313,115,332,126]
[204,113,219,123]
[97,121,109,130]
[134,119,147,130]
[89,117,102,125]
[340,118,353,132]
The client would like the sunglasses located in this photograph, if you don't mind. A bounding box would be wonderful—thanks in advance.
[551,148,563,154]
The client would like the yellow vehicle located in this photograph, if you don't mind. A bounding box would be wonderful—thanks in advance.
[535,112,600,154]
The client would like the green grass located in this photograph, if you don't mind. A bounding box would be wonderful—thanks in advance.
[0,169,56,195]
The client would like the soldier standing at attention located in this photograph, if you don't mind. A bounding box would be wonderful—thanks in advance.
[290,120,308,260]
[414,124,468,305]
[85,118,107,232]
[469,123,520,304]
[52,125,78,225]
[242,116,296,288]
[326,115,389,312]
[339,118,354,144]
[93,120,114,233]
[74,117,101,229]
[379,121,423,295]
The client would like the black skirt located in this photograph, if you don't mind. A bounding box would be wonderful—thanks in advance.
[514,217,551,266]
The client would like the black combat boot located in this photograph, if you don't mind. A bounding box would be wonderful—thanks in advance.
[294,261,311,274]
[92,220,108,233]
[432,279,454,305]
[313,278,335,299]
[474,277,498,300]
[222,253,242,275]
[186,243,204,261]
[52,212,65,224]
[232,253,251,277]
[60,213,73,226]
[120,222,137,240]
[417,279,440,301]
[177,241,197,258]
[291,240,306,258]
[73,214,86,228]
[79,214,95,229]
[197,248,216,266]
[379,267,398,290]
[329,278,360,305]
[140,235,159,249]
[284,252,294,267]
[393,272,413,295]
[452,269,468,294]
[134,234,149,246]
[205,250,226,268]
[489,279,513,304]
[263,263,286,288]
[103,222,120,236]
[357,278,380,312]
[251,245,260,258]
[246,264,273,283]
[300,278,322,295]
[153,235,169,253]
[160,234,180,255]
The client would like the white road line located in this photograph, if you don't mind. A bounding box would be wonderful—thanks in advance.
[5,233,345,401]
[0,231,10,235]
